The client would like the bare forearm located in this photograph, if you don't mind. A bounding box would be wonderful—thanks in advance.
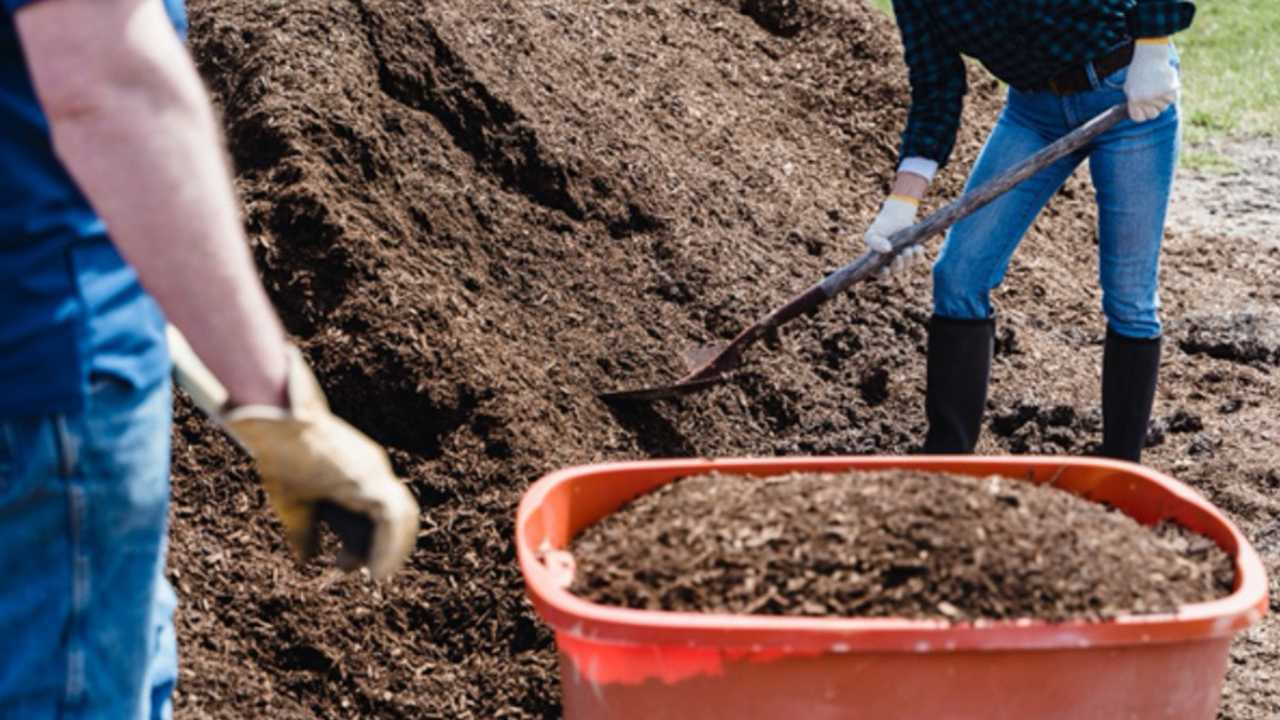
[891,171,930,201]
[56,91,289,406]
[18,0,287,406]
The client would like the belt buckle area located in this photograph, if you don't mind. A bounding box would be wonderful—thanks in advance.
[1048,76,1066,96]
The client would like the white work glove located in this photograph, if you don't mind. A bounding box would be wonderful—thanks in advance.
[222,347,420,580]
[1124,38,1178,122]
[863,195,924,276]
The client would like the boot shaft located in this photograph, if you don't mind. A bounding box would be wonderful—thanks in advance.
[1101,328,1162,463]
[923,315,995,454]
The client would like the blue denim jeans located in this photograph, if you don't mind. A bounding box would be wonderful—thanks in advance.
[0,376,176,720]
[933,54,1181,339]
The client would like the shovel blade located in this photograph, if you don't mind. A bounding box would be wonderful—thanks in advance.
[682,343,728,373]
[600,341,739,402]
[597,375,729,402]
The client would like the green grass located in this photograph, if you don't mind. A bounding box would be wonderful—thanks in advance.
[865,0,1280,144]
[1180,148,1241,174]
[1178,0,1280,142]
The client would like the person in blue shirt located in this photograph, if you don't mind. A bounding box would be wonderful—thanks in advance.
[862,1,1194,462]
[1,0,419,716]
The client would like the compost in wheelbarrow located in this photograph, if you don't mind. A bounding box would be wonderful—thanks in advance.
[516,457,1269,720]
[569,469,1234,622]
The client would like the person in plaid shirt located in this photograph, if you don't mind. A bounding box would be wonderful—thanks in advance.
[864,0,1195,463]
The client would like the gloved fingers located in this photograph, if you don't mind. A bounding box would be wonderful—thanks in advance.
[1129,100,1157,123]
[365,480,421,580]
[864,229,892,254]
[281,480,417,579]
[284,507,320,563]
[275,486,418,579]
[877,244,926,278]
[877,250,901,277]
[1124,80,1176,121]
[898,244,925,272]
[290,522,322,563]
[1136,101,1169,122]
[266,494,320,562]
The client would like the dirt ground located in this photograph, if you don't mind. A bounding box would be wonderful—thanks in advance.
[170,0,1279,717]
[1169,138,1280,245]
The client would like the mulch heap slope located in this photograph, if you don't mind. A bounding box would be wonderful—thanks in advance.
[171,0,1279,718]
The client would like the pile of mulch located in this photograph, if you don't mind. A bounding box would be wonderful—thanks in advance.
[570,471,1235,621]
[176,0,1016,715]
[165,0,1280,716]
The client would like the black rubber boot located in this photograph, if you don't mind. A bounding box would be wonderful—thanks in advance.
[1100,327,1161,463]
[923,315,995,454]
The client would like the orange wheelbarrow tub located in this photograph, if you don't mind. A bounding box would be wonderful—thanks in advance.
[515,457,1269,719]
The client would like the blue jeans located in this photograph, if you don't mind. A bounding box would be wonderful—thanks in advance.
[933,55,1181,339]
[0,376,176,719]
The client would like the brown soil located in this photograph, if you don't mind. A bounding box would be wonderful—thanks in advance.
[169,0,1279,718]
[569,470,1234,621]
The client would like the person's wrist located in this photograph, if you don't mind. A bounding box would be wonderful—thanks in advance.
[897,157,938,185]
[890,168,930,201]
[224,350,293,412]
[886,193,920,209]
[226,381,288,411]
[1132,39,1172,64]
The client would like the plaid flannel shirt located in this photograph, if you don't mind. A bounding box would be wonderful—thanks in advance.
[893,0,1195,168]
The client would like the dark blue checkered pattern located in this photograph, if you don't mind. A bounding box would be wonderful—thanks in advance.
[892,0,1195,168]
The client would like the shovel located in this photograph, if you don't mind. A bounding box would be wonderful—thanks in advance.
[600,102,1129,402]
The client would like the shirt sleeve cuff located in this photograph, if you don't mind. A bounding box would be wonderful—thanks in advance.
[898,156,939,183]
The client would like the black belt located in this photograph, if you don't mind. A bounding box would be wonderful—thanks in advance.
[1034,41,1135,96]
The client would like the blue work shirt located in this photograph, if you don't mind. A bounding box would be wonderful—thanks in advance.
[0,0,187,417]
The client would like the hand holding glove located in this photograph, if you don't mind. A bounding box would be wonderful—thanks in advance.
[167,326,419,581]
[863,194,924,276]
[1124,38,1178,122]
[221,347,420,580]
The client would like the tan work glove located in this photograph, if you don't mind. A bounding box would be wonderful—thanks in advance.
[168,326,419,579]
[220,348,420,580]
